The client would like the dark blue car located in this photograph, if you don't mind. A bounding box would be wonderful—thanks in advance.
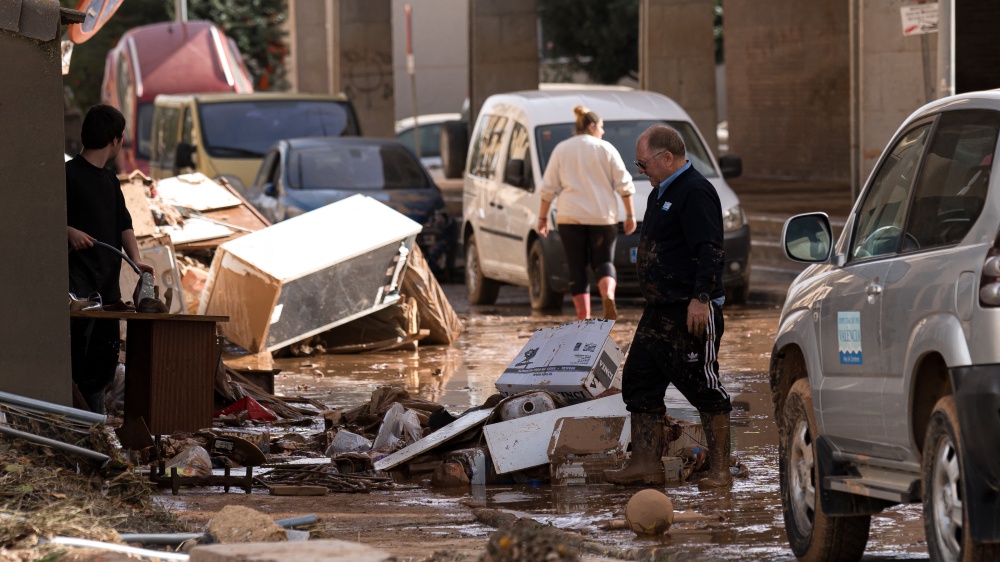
[244,137,456,278]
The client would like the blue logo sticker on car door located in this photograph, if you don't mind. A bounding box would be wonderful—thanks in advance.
[838,311,862,364]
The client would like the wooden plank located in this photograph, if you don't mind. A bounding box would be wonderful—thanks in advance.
[121,180,157,237]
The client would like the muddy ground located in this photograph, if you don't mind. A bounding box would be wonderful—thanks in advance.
[162,284,930,561]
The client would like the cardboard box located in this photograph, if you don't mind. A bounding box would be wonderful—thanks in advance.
[200,195,421,353]
[495,319,622,400]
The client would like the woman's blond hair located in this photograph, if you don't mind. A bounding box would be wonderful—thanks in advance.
[573,105,601,135]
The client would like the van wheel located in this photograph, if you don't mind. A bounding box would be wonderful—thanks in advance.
[528,240,562,310]
[781,378,871,561]
[440,120,468,180]
[465,233,499,305]
[923,396,999,562]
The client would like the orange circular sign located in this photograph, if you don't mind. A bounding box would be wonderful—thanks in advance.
[68,0,125,44]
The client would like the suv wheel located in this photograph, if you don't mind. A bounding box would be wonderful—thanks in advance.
[528,240,562,310]
[465,233,499,305]
[781,379,871,560]
[922,396,998,562]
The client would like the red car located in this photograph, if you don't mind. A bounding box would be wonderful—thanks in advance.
[100,20,254,174]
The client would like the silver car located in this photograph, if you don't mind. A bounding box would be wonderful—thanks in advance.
[772,91,1000,561]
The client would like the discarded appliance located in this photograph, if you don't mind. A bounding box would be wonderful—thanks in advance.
[495,320,622,401]
[498,391,557,422]
[484,393,629,475]
[199,195,421,353]
[373,407,493,471]
[118,234,185,313]
[547,416,630,486]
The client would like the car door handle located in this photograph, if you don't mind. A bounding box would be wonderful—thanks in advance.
[866,283,883,297]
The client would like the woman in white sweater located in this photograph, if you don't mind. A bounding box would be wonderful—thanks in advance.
[538,105,637,320]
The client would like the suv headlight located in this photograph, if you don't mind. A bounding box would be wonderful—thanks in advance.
[723,204,746,232]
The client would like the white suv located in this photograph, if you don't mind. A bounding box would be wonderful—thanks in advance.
[773,91,1000,561]
[461,88,750,308]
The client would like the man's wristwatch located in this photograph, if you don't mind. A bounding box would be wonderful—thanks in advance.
[696,293,711,304]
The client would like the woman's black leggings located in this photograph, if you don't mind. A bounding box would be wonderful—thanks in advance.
[558,224,618,296]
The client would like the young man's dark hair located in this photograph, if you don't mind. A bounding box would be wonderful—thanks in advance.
[80,104,125,150]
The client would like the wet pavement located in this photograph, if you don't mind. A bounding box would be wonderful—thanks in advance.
[265,283,929,560]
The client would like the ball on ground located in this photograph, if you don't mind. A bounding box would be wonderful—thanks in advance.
[625,488,674,535]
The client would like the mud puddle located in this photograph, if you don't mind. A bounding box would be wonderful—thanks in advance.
[260,285,928,560]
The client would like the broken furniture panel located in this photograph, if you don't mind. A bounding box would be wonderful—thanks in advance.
[547,416,630,486]
[496,320,623,401]
[200,195,421,353]
[484,393,629,474]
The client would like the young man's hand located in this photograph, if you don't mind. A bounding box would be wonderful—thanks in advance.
[67,227,94,251]
[136,261,155,276]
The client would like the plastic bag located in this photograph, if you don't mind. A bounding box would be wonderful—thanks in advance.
[372,403,423,451]
[325,430,372,456]
[164,445,212,477]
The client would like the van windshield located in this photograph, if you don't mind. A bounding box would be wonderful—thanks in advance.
[535,120,719,179]
[198,100,356,158]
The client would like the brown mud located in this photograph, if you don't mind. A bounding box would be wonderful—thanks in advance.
[162,285,929,561]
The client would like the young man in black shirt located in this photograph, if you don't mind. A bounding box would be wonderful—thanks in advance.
[604,125,732,489]
[67,104,153,413]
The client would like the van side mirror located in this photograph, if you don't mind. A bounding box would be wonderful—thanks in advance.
[504,158,526,188]
[719,155,742,179]
[175,142,196,170]
[263,182,277,198]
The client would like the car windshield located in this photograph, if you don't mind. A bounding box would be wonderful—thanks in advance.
[199,100,354,158]
[397,123,443,158]
[535,119,719,179]
[287,144,431,190]
[136,103,154,159]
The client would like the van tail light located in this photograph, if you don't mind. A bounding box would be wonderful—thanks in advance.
[980,243,1000,306]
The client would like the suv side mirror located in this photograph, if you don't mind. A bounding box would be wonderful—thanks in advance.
[782,213,833,263]
[504,158,526,188]
[263,182,277,198]
[719,155,742,179]
[175,142,196,170]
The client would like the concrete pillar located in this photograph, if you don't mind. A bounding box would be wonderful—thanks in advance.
[639,0,718,153]
[724,0,850,181]
[286,0,395,137]
[468,0,539,128]
[0,30,72,405]
[850,0,934,193]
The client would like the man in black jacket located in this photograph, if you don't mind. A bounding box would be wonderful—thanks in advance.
[67,104,153,413]
[604,125,732,489]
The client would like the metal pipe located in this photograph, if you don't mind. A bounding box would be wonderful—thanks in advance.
[47,537,189,561]
[0,390,106,425]
[0,425,109,465]
[275,514,317,528]
[120,515,317,545]
[119,533,208,545]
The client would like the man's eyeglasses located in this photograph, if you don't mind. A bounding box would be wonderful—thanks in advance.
[634,150,666,172]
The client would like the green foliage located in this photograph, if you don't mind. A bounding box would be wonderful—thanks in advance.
[173,0,289,91]
[60,0,170,110]
[539,0,640,84]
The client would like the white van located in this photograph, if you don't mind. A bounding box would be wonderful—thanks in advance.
[461,88,750,308]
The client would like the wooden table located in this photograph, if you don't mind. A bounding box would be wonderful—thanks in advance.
[71,311,228,434]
